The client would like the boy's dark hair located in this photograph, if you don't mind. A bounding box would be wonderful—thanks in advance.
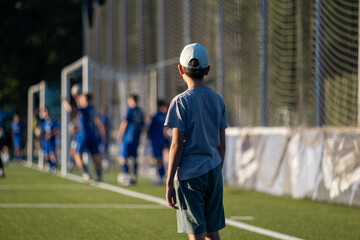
[183,59,207,80]
[129,94,138,103]
[85,93,93,102]
[157,100,167,108]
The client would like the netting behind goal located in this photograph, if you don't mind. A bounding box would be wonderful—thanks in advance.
[82,0,360,128]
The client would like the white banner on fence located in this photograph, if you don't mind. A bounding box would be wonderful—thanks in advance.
[224,127,360,207]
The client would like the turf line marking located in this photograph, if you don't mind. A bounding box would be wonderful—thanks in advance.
[225,219,303,240]
[0,203,166,209]
[65,173,169,207]
[0,184,97,190]
[23,165,304,240]
[64,173,304,240]
[230,216,254,221]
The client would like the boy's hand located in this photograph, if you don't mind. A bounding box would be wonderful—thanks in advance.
[166,184,178,210]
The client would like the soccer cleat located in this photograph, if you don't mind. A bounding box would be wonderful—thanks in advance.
[82,173,91,184]
[154,177,164,186]
[49,167,57,174]
[0,169,5,178]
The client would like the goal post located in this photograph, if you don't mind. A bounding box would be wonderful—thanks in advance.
[60,56,90,176]
[27,80,46,168]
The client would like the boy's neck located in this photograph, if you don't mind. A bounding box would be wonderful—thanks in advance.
[184,75,206,89]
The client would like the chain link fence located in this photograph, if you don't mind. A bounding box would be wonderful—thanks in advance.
[82,0,359,128]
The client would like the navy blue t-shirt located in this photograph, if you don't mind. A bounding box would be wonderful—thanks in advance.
[149,111,166,148]
[77,105,97,139]
[123,107,144,144]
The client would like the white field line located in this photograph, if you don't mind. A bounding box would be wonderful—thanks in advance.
[0,184,96,190]
[0,203,166,209]
[225,219,303,240]
[65,173,169,207]
[230,216,255,221]
[63,173,304,240]
[24,165,304,240]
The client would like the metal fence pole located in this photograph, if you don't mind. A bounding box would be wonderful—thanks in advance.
[119,0,128,117]
[106,0,114,121]
[184,0,191,45]
[259,0,268,126]
[216,0,224,97]
[157,0,166,100]
[358,2,360,126]
[137,0,146,108]
[315,0,325,126]
[82,2,89,56]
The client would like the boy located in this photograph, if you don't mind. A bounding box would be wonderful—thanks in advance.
[41,108,59,173]
[165,43,228,240]
[11,114,24,161]
[148,100,168,185]
[117,95,144,185]
[61,93,106,182]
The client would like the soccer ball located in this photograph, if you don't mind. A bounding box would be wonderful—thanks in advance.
[34,127,41,137]
[117,173,130,186]
[71,84,82,97]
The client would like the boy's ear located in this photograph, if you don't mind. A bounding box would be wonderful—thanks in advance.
[178,64,184,75]
[204,65,210,76]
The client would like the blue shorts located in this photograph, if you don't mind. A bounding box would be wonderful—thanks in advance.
[175,165,225,234]
[76,135,100,155]
[13,138,24,150]
[43,141,55,156]
[119,141,139,158]
[152,144,163,159]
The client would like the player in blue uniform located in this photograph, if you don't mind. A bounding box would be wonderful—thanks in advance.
[41,108,59,173]
[0,109,6,177]
[117,95,144,185]
[61,93,105,182]
[11,114,24,161]
[148,100,168,185]
[99,105,111,170]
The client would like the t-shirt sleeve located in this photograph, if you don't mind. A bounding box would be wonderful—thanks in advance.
[164,97,186,132]
[220,101,228,130]
[125,109,132,122]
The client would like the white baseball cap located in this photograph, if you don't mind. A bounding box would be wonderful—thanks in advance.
[179,43,209,69]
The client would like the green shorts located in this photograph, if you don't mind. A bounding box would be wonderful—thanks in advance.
[175,165,225,234]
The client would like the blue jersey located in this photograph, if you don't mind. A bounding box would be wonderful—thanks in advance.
[123,107,144,143]
[11,121,24,140]
[77,105,97,138]
[0,109,5,129]
[42,118,58,146]
[99,113,110,143]
[149,111,166,147]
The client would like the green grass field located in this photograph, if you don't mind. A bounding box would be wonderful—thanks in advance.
[1,164,359,240]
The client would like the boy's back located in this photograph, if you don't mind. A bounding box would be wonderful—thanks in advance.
[166,43,227,239]
[166,86,227,180]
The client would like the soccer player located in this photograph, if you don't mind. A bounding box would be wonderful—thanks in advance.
[0,112,5,176]
[61,93,106,182]
[117,95,144,185]
[165,43,228,240]
[99,105,111,170]
[41,108,59,173]
[11,113,25,161]
[148,100,168,185]
[0,109,11,176]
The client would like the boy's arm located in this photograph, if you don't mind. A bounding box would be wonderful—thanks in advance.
[217,129,226,168]
[117,120,128,142]
[60,97,73,113]
[166,128,185,210]
[94,117,106,142]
